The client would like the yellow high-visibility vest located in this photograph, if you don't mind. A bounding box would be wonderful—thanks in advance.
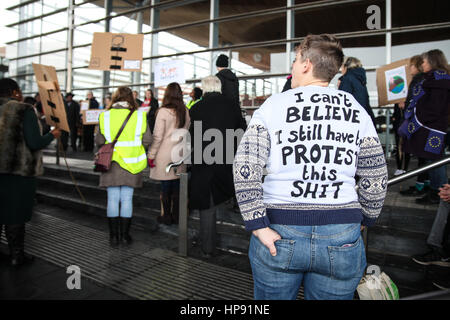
[186,98,201,110]
[99,108,147,174]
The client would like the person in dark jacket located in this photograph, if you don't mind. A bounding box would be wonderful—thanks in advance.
[65,92,81,152]
[338,57,376,126]
[142,88,159,134]
[0,78,61,266]
[401,49,450,205]
[189,75,246,257]
[397,56,431,196]
[133,90,143,107]
[215,54,240,106]
[282,75,292,92]
[82,91,99,152]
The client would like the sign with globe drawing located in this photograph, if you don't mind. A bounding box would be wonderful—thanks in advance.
[385,65,408,101]
[376,58,411,106]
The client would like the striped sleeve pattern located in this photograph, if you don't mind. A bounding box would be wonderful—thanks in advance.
[356,136,388,226]
[233,124,271,231]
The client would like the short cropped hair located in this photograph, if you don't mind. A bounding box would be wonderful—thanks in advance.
[296,34,344,82]
[201,75,222,94]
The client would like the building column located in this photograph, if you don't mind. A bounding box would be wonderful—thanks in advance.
[102,0,112,101]
[209,0,219,75]
[132,0,145,88]
[286,0,295,74]
[66,0,75,93]
[149,0,160,97]
[385,0,392,158]
[385,0,392,64]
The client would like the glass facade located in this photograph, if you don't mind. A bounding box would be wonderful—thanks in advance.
[4,0,450,112]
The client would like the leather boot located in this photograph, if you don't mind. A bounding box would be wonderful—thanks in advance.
[5,224,34,267]
[119,217,133,245]
[157,192,172,225]
[108,217,120,246]
[171,191,180,225]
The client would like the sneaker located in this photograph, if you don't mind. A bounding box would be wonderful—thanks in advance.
[433,279,450,291]
[394,169,406,176]
[412,250,450,267]
[400,186,428,197]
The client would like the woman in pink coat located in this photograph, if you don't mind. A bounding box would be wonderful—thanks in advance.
[148,82,190,225]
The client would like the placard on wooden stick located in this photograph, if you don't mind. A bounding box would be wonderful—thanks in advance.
[88,32,144,72]
[32,63,70,132]
[376,58,412,106]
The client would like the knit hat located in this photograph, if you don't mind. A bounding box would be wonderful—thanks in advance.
[216,54,229,67]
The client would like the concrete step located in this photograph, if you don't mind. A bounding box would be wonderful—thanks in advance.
[43,164,160,194]
[37,175,161,210]
[37,165,250,253]
[38,164,438,264]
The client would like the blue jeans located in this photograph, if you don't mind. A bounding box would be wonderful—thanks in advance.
[106,186,134,218]
[424,160,447,190]
[249,223,366,300]
[427,200,450,248]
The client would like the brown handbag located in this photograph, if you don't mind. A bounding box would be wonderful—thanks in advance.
[94,109,135,172]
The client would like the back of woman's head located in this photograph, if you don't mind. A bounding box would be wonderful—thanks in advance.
[343,57,362,69]
[409,55,423,72]
[422,49,450,73]
[110,86,138,110]
[0,78,20,98]
[162,82,186,128]
[146,88,154,99]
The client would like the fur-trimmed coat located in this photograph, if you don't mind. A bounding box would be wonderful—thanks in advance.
[0,98,50,177]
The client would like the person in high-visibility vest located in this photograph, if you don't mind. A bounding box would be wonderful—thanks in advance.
[148,82,190,225]
[186,87,203,110]
[96,86,152,246]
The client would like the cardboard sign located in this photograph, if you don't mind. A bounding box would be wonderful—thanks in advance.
[32,63,70,132]
[154,59,185,88]
[80,101,89,112]
[89,32,144,72]
[82,109,105,125]
[138,106,150,113]
[376,58,412,106]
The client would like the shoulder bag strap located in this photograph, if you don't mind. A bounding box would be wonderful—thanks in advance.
[111,109,136,145]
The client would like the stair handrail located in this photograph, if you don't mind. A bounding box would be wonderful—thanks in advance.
[165,154,190,174]
[387,156,450,187]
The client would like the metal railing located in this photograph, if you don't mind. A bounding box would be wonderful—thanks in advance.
[167,152,450,258]
[166,155,190,257]
[362,156,450,253]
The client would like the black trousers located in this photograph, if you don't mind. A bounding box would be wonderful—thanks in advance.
[69,124,78,151]
[199,196,218,255]
[60,131,69,151]
[82,125,95,152]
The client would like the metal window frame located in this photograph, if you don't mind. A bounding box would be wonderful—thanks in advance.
[8,0,450,96]
[9,21,450,63]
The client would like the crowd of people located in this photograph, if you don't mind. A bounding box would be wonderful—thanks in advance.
[0,35,449,299]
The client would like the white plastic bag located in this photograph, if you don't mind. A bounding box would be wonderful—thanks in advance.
[357,272,400,300]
